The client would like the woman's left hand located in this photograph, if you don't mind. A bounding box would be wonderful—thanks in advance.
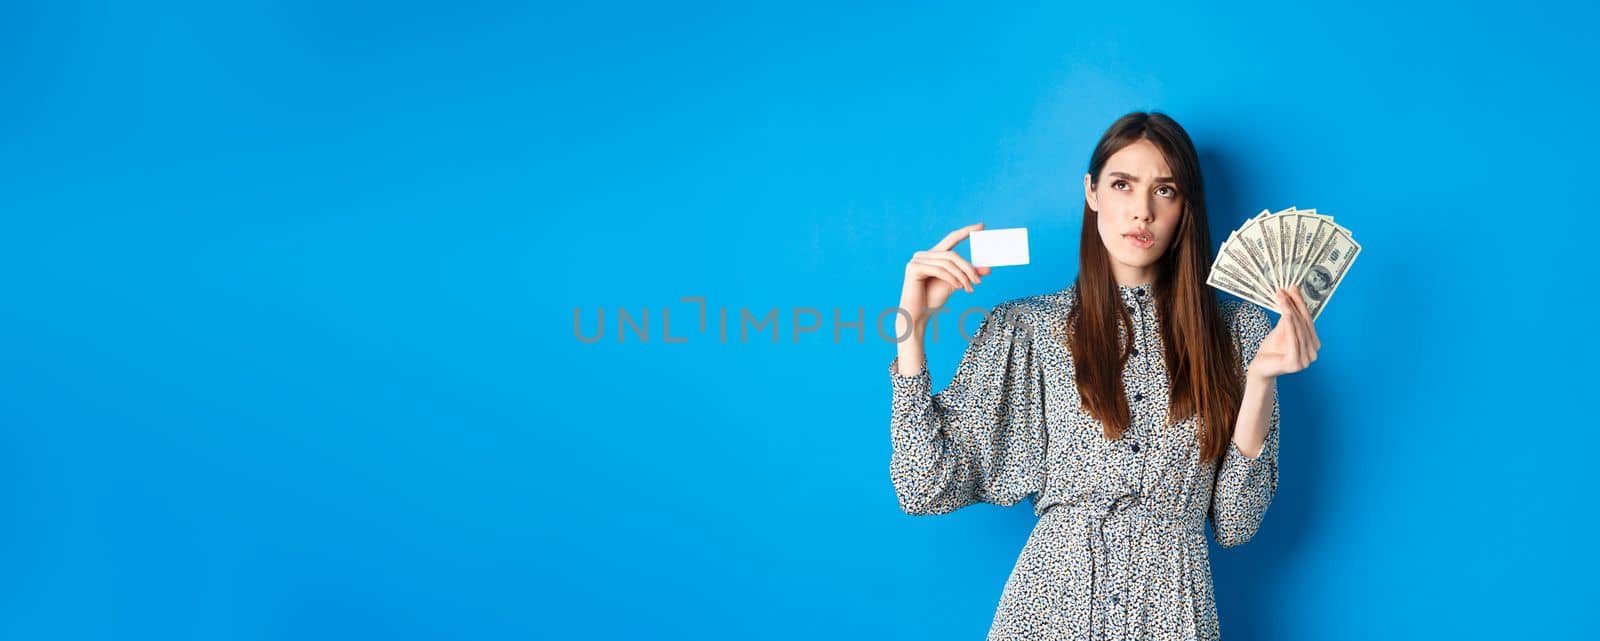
[1247,287,1321,382]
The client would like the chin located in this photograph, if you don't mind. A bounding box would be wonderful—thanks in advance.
[1116,259,1160,273]
[1108,250,1160,270]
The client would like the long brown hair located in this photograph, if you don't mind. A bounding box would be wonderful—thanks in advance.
[1064,111,1243,465]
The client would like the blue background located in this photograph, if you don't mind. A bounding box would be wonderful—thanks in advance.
[3,1,1594,639]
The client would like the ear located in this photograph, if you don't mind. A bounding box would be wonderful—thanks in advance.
[1082,172,1098,213]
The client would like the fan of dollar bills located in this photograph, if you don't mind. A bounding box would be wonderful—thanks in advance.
[1207,206,1360,320]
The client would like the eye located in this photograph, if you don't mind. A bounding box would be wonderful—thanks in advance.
[1112,180,1129,190]
[1156,185,1177,198]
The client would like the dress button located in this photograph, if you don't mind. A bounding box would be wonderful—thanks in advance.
[1126,304,1136,314]
[1130,442,1141,453]
[1110,594,1120,605]
[1133,392,1144,401]
[1130,347,1139,357]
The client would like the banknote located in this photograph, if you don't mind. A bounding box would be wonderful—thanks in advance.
[1207,206,1360,319]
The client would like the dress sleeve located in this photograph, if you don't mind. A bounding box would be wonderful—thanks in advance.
[886,301,1048,516]
[1209,301,1281,548]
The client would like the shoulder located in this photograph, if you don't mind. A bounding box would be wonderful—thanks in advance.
[1220,297,1272,355]
[1220,297,1269,331]
[967,286,1074,350]
[987,285,1074,330]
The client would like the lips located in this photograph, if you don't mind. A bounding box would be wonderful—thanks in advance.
[1124,230,1155,248]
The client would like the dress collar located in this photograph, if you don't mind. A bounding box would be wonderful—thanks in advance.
[1118,281,1154,306]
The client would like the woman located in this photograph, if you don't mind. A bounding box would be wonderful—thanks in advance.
[888,111,1320,641]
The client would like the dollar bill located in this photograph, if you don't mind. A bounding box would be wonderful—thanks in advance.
[1218,231,1276,302]
[1294,227,1360,321]
[1208,205,1360,320]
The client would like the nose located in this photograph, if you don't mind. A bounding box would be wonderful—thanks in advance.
[1129,200,1153,223]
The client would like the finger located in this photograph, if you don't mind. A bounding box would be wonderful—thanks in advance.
[1286,292,1315,366]
[1296,303,1319,357]
[912,260,967,292]
[1274,289,1294,324]
[933,249,982,284]
[917,256,975,290]
[1276,290,1303,362]
[976,265,992,277]
[1289,288,1322,350]
[910,262,963,293]
[1294,313,1313,367]
[1278,289,1309,362]
[914,257,973,293]
[1286,289,1316,360]
[932,222,985,251]
[1286,316,1306,368]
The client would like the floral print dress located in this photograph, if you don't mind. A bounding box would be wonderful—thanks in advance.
[888,281,1280,641]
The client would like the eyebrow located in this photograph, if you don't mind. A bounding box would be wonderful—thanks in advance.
[1107,171,1177,183]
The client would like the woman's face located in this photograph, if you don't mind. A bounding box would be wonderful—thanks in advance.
[1083,138,1185,286]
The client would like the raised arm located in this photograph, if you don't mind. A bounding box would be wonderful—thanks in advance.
[888,301,1048,516]
[1210,300,1283,547]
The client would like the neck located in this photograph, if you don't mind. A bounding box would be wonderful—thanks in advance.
[1111,264,1156,288]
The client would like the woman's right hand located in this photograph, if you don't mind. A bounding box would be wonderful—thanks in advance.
[900,222,991,325]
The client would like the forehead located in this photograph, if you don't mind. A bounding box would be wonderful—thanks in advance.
[1102,138,1172,177]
